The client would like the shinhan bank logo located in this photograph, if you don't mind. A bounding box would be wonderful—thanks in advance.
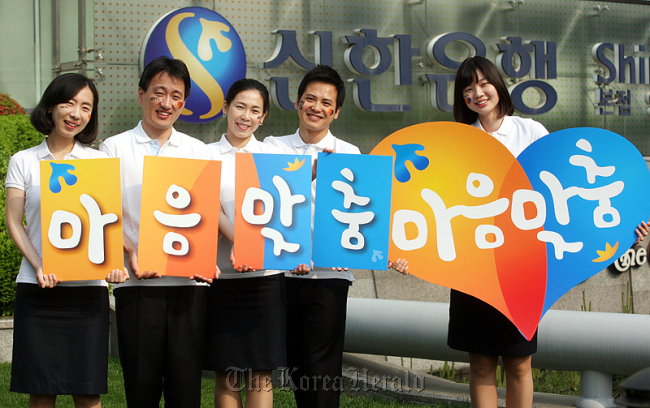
[140,7,247,124]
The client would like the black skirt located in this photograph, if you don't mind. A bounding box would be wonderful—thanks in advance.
[447,290,537,356]
[11,283,109,395]
[204,274,287,371]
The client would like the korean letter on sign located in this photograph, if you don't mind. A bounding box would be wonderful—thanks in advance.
[312,152,393,270]
[234,153,311,270]
[40,158,123,281]
[138,156,221,277]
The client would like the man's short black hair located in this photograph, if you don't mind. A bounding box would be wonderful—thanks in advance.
[297,65,345,110]
[139,56,191,99]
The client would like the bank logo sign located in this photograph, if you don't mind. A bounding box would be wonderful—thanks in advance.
[140,7,247,124]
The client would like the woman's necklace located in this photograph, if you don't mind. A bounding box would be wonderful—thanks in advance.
[46,136,74,160]
[481,115,505,134]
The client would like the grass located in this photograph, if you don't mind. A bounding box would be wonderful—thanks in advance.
[532,369,580,396]
[4,356,626,406]
[434,362,627,398]
[0,357,457,407]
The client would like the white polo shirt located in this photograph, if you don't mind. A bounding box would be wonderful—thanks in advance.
[5,139,108,287]
[472,115,549,158]
[264,129,360,281]
[100,121,211,287]
[208,134,283,279]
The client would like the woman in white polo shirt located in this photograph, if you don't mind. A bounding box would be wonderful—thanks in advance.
[205,78,283,408]
[447,56,548,408]
[5,73,128,408]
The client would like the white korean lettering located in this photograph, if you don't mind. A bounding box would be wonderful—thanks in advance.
[421,173,510,261]
[80,194,118,264]
[162,232,190,256]
[48,210,82,249]
[571,140,615,184]
[332,168,371,208]
[261,227,301,255]
[475,225,504,249]
[331,210,375,250]
[242,187,274,225]
[392,210,428,251]
[510,189,546,230]
[539,171,623,227]
[537,230,583,259]
[156,184,201,256]
[273,175,305,227]
[47,194,118,264]
[166,184,192,209]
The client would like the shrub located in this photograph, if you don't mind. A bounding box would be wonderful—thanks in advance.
[0,230,22,316]
[0,114,45,316]
[0,93,25,116]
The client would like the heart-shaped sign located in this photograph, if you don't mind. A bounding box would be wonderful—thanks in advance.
[371,122,650,340]
[517,127,650,314]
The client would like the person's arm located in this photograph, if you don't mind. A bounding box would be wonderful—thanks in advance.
[219,205,234,243]
[5,187,60,288]
[123,234,161,279]
[218,205,256,273]
[99,138,138,282]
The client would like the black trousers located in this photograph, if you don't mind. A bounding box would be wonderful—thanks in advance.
[286,278,351,408]
[114,285,207,408]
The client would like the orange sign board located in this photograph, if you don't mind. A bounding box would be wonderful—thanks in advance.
[137,156,221,277]
[40,158,123,281]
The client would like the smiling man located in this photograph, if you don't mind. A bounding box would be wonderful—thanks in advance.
[100,56,211,408]
[265,65,360,408]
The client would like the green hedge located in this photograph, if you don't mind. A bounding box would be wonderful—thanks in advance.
[0,115,45,316]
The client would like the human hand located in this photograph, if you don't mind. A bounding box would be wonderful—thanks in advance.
[125,241,160,279]
[125,245,142,278]
[135,270,162,279]
[388,259,409,275]
[37,267,60,288]
[191,265,221,284]
[231,247,256,273]
[106,269,130,283]
[312,148,336,180]
[291,263,312,275]
[192,274,213,284]
[635,219,650,246]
